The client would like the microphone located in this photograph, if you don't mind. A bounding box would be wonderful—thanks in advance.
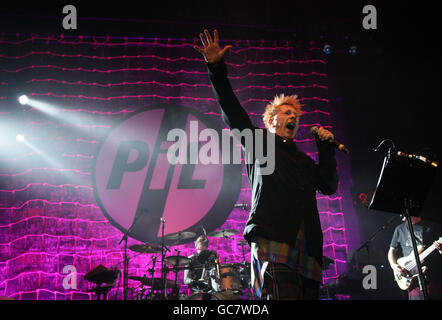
[310,126,349,153]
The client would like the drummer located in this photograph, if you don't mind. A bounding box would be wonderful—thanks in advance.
[184,235,220,293]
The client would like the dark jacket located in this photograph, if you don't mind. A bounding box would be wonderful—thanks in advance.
[207,60,339,263]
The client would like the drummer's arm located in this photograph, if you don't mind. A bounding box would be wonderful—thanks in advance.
[213,250,220,260]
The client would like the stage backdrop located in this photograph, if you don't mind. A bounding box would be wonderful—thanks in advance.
[0,33,352,300]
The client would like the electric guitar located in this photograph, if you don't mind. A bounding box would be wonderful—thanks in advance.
[393,237,442,290]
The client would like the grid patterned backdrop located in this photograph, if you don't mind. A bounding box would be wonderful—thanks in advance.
[0,33,350,300]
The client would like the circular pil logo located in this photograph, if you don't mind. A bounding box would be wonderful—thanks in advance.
[92,105,242,245]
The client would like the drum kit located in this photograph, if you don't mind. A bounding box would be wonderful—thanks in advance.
[122,228,252,300]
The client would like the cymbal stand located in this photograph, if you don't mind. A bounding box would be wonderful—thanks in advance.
[136,283,147,300]
[124,237,129,300]
[118,209,147,300]
[172,250,181,298]
[109,247,160,276]
[239,242,246,263]
[119,230,131,300]
[145,255,158,300]
[106,243,161,300]
[149,255,157,277]
[160,217,167,299]
[237,242,253,299]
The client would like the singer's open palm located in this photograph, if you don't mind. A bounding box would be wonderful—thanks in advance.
[194,29,232,64]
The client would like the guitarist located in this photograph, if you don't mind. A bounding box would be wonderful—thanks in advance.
[388,213,442,300]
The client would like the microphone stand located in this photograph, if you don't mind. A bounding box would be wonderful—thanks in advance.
[356,215,400,252]
[403,199,429,300]
[354,214,401,270]
[160,217,167,299]
[367,143,436,300]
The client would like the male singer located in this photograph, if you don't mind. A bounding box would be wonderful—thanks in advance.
[194,29,339,299]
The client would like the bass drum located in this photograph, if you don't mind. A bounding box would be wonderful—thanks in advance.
[187,292,220,300]
[219,264,242,292]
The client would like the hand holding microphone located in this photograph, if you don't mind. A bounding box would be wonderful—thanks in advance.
[310,126,349,153]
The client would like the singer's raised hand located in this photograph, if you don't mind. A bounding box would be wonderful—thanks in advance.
[194,29,232,64]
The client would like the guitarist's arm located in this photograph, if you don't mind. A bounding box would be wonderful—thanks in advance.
[388,247,407,276]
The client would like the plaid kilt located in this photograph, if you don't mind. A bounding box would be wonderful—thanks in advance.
[251,222,322,299]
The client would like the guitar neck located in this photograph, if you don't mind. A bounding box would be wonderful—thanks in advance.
[404,242,438,272]
[419,243,436,262]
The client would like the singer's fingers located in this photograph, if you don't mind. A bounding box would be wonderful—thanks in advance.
[199,33,209,47]
[214,29,219,43]
[220,45,233,56]
[194,45,205,54]
[204,29,213,44]
[323,132,334,140]
[317,126,327,134]
[317,127,334,140]
[318,127,330,134]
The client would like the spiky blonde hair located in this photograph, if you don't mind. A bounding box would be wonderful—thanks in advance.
[262,94,304,128]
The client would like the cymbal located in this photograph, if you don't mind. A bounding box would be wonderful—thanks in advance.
[164,255,191,267]
[237,240,248,246]
[128,276,178,289]
[129,243,162,253]
[165,231,196,241]
[207,229,239,238]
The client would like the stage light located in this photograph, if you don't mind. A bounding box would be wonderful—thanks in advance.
[348,46,357,55]
[22,97,95,132]
[16,134,25,142]
[18,95,29,105]
[323,44,332,55]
